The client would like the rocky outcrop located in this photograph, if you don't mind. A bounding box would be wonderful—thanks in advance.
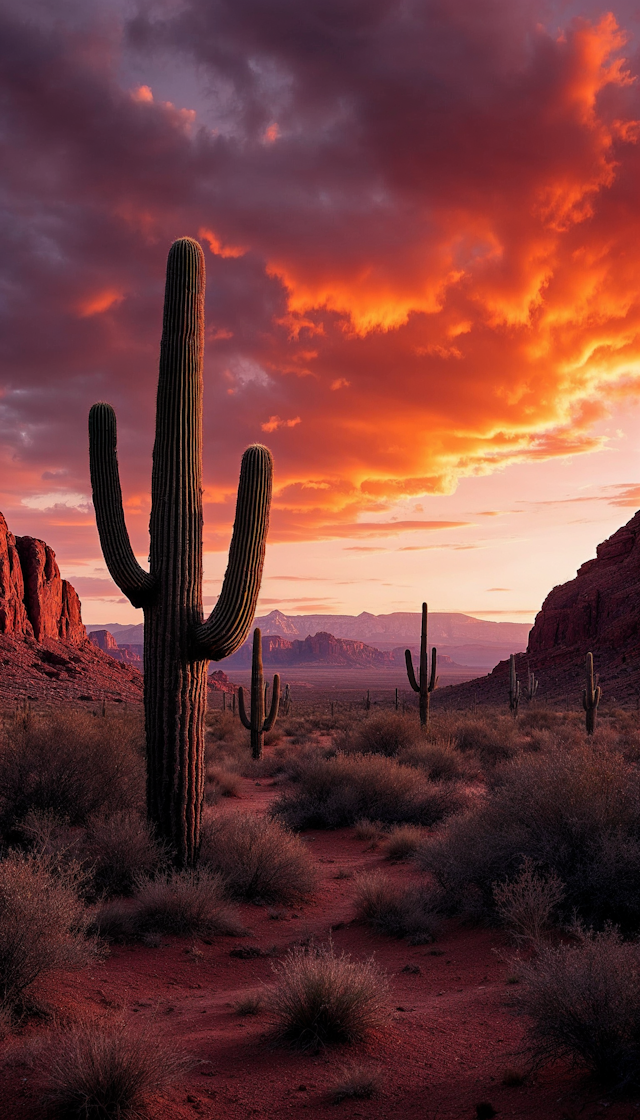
[89,630,143,665]
[225,631,396,669]
[0,517,86,644]
[527,509,640,658]
[207,670,236,693]
[433,508,640,710]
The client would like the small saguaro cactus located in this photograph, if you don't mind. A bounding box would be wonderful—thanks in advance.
[509,654,520,717]
[526,668,539,702]
[89,238,273,866]
[238,628,280,759]
[583,652,601,735]
[405,602,438,728]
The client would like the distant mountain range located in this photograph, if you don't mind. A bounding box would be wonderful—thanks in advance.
[89,609,530,670]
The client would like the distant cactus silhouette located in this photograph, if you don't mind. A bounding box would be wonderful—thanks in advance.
[509,654,520,717]
[583,652,601,735]
[238,628,280,759]
[89,238,273,865]
[405,602,438,728]
[526,667,539,702]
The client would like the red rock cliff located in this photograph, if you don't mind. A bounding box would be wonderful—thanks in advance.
[0,515,86,644]
[527,508,640,657]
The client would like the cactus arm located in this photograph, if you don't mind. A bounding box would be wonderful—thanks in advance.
[88,403,156,609]
[405,649,420,692]
[238,686,252,730]
[192,445,273,660]
[264,673,280,732]
[428,646,438,692]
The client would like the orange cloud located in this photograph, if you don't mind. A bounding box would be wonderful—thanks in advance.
[77,289,124,317]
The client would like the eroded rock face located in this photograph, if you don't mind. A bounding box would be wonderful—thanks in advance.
[527,508,640,656]
[0,514,33,637]
[0,516,86,644]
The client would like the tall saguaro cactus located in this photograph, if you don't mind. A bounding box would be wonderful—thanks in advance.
[583,652,601,735]
[405,602,438,728]
[89,238,273,865]
[238,628,280,759]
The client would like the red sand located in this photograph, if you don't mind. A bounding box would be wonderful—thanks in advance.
[1,778,638,1120]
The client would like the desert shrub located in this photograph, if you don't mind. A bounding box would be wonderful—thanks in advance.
[419,742,640,929]
[398,739,471,781]
[493,861,565,948]
[514,927,640,1088]
[352,871,439,942]
[95,870,244,940]
[383,824,424,861]
[199,812,317,904]
[341,713,418,758]
[40,1018,191,1119]
[82,812,166,899]
[205,765,241,798]
[280,716,317,745]
[206,709,240,742]
[0,852,97,1018]
[272,753,464,831]
[234,992,263,1016]
[353,818,384,842]
[0,710,145,841]
[330,1063,381,1102]
[450,717,520,767]
[267,942,388,1049]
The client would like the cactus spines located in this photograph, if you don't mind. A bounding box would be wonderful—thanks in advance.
[405,602,438,728]
[238,628,280,759]
[509,654,520,717]
[583,652,601,735]
[89,238,273,865]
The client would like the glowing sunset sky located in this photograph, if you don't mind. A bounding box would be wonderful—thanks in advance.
[3,0,640,625]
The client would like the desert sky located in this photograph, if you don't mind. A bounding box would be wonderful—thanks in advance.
[3,0,640,626]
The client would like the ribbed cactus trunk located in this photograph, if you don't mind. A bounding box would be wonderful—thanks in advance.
[145,241,206,861]
[583,652,601,736]
[89,238,273,866]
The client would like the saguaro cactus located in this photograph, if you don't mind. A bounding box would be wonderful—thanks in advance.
[89,238,273,865]
[405,602,438,728]
[238,628,280,759]
[583,652,601,735]
[509,654,520,717]
[526,668,539,702]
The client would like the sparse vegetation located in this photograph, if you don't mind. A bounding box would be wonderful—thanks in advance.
[39,1018,191,1119]
[514,926,640,1088]
[267,942,388,1049]
[340,712,418,757]
[330,1063,381,1102]
[272,752,464,830]
[94,869,244,941]
[0,710,145,842]
[493,861,565,948]
[419,741,640,929]
[199,812,317,904]
[352,871,439,942]
[383,824,424,861]
[0,852,98,1019]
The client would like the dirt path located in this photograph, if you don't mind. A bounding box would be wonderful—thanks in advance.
[1,777,638,1119]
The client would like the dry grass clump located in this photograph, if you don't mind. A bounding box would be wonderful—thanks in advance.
[493,861,565,949]
[514,927,640,1089]
[383,825,424,861]
[419,741,640,929]
[340,713,418,757]
[268,942,388,1049]
[199,812,317,904]
[272,752,464,830]
[352,871,439,943]
[449,716,520,767]
[95,870,244,941]
[0,852,97,1019]
[330,1063,381,1102]
[204,765,241,801]
[82,811,166,899]
[39,1018,191,1119]
[398,739,472,781]
[234,992,263,1016]
[205,709,240,743]
[0,709,145,842]
[353,818,384,842]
